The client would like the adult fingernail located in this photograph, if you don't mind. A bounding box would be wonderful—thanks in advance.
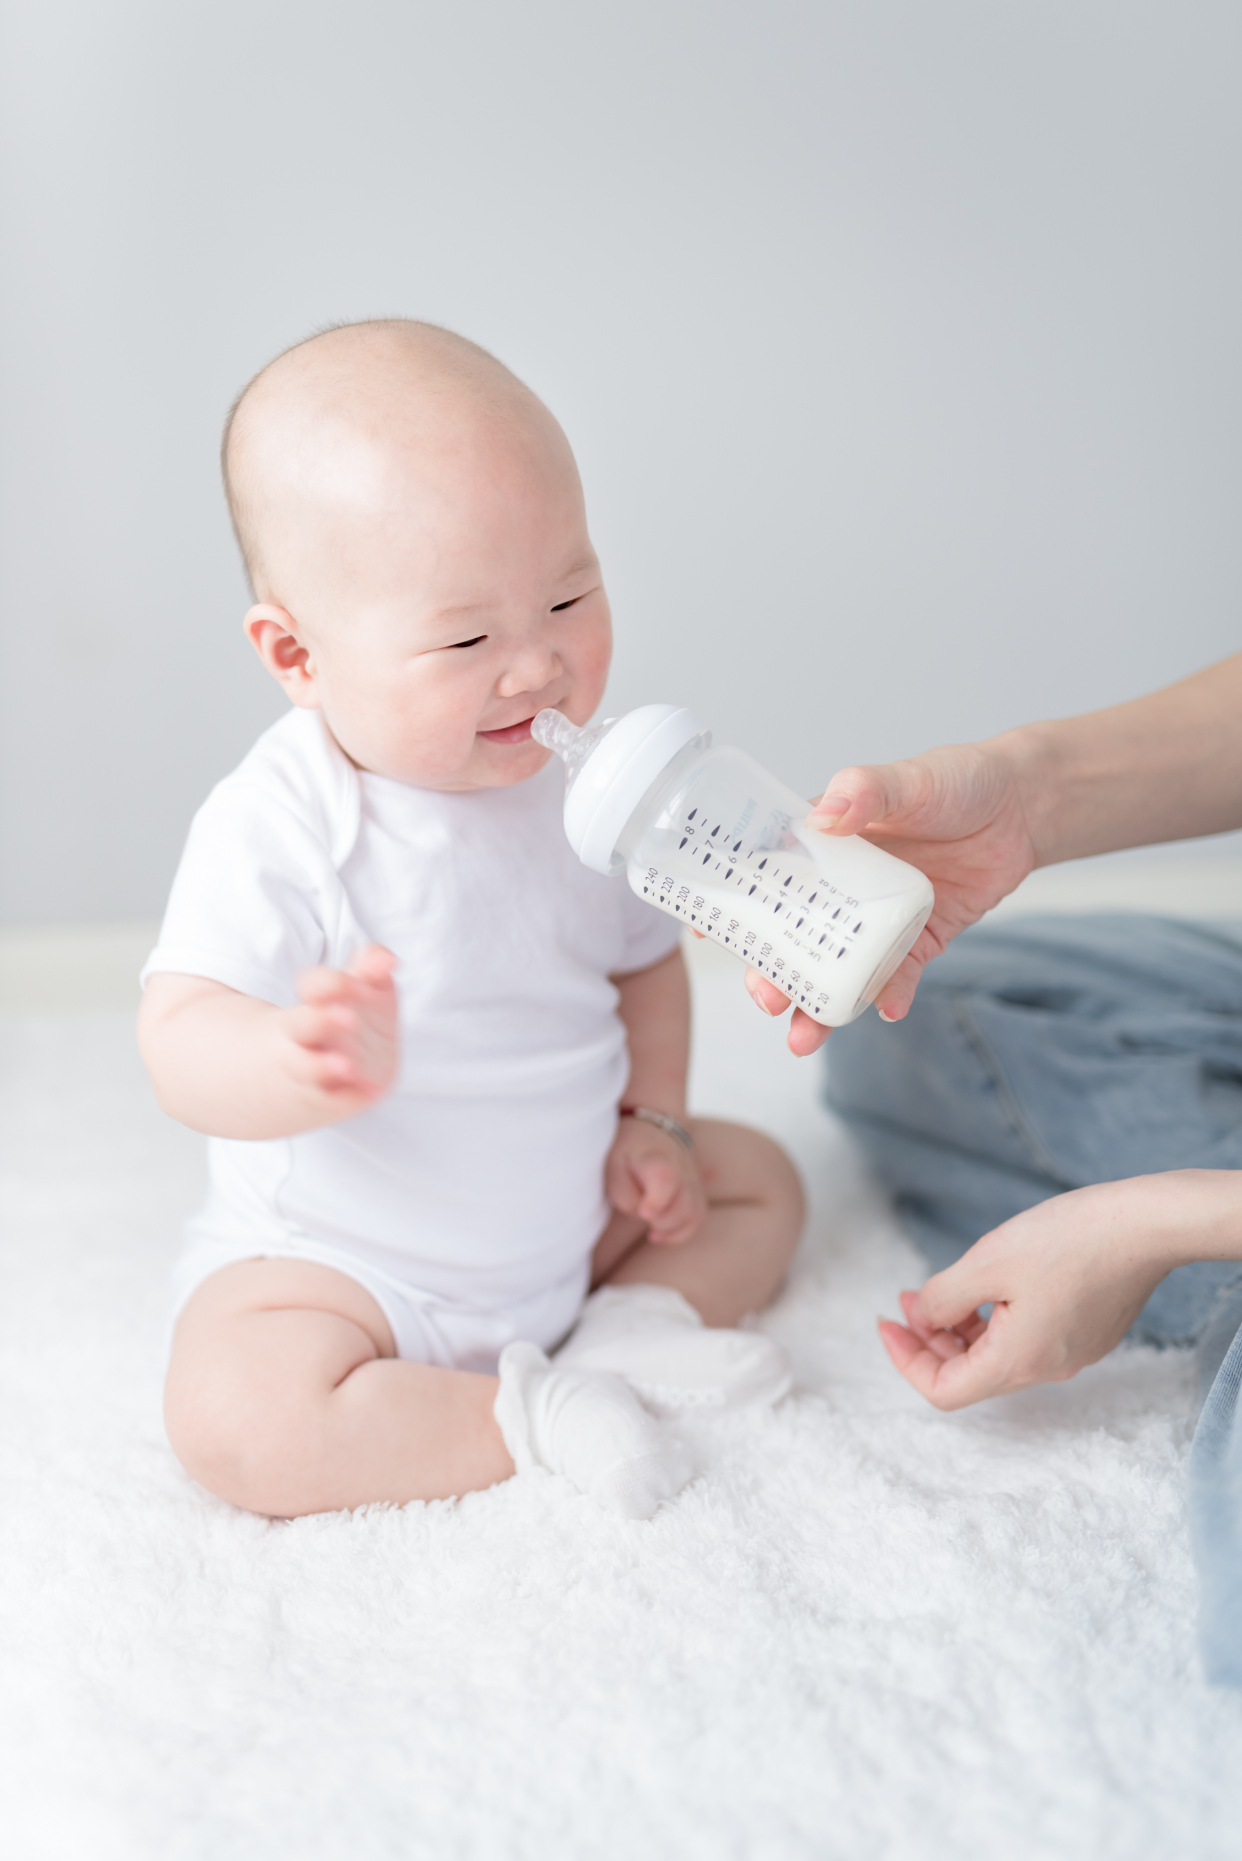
[877,1009,896,1024]
[811,793,851,819]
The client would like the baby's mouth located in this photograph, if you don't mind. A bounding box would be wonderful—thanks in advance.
[478,716,535,746]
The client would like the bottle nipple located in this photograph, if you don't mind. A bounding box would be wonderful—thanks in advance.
[536,700,705,874]
[532,708,617,793]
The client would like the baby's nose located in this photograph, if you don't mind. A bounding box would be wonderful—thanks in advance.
[497,644,562,696]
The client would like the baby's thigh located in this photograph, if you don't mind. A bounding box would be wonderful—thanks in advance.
[164,1258,395,1501]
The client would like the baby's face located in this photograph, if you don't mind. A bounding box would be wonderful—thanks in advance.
[252,400,612,792]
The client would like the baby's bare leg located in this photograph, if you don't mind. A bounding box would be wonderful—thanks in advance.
[165,1259,512,1517]
[592,1118,803,1326]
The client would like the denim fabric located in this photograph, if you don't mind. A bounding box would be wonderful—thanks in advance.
[823,913,1242,1684]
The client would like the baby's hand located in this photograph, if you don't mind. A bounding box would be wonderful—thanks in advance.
[284,944,399,1116]
[605,1115,707,1246]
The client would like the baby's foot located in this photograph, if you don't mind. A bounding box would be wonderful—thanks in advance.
[554,1284,792,1417]
[495,1342,693,1520]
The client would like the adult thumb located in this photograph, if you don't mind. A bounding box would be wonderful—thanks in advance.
[807,756,935,838]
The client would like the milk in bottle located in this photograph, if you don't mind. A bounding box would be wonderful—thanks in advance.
[533,703,935,1029]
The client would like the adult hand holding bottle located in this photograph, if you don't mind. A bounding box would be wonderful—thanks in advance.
[747,651,1242,1407]
[747,653,1242,1053]
[745,736,1040,1054]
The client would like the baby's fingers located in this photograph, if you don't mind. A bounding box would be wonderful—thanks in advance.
[635,1158,682,1222]
[283,1024,374,1096]
[347,943,397,986]
[297,947,394,1011]
[287,997,371,1048]
[643,1171,707,1244]
[304,1048,367,1091]
[285,1003,352,1051]
[297,966,359,1009]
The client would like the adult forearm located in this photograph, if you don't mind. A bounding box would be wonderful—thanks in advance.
[614,948,691,1119]
[997,650,1242,867]
[1148,1170,1242,1270]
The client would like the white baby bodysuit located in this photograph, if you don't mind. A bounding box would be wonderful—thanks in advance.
[142,708,682,1369]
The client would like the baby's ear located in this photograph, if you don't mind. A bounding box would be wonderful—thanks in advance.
[244,604,320,706]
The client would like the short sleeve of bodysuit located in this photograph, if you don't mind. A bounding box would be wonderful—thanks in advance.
[141,712,359,1008]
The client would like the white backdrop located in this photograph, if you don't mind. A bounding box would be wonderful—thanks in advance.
[2,0,1239,923]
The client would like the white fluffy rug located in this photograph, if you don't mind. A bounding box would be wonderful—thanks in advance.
[3,943,1241,1860]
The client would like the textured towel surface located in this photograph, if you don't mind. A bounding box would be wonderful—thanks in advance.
[3,946,1241,1860]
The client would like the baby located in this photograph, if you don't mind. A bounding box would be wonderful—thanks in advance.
[139,320,803,1520]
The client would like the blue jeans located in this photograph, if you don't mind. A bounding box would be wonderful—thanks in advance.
[824,914,1242,1686]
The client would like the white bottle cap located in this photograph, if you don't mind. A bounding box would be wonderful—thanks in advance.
[562,703,705,873]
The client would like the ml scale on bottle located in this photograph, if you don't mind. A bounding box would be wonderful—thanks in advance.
[534,703,935,1029]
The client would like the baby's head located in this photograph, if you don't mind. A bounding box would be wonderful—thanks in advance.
[223,320,612,790]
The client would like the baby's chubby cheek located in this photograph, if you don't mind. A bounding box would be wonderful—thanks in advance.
[565,615,612,723]
[381,705,484,787]
[311,680,473,787]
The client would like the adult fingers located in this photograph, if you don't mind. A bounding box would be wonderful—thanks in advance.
[877,1317,1011,1410]
[898,1288,985,1346]
[743,972,832,1053]
[872,951,925,1023]
[911,1252,1004,1334]
[805,759,933,839]
[744,967,792,1018]
[898,1290,967,1358]
[870,911,957,1022]
[786,1008,831,1056]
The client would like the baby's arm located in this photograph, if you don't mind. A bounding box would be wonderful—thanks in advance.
[138,944,398,1138]
[609,946,707,1244]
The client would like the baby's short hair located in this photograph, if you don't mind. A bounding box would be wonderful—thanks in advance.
[221,318,530,599]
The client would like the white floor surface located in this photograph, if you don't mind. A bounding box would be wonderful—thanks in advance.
[3,931,1242,1859]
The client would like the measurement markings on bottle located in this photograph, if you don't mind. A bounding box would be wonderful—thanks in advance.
[639,828,866,1019]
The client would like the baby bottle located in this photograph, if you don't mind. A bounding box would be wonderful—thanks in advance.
[533,704,935,1028]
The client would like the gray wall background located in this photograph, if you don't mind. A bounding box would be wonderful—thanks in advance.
[2,0,1239,925]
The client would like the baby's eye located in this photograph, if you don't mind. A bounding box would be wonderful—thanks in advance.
[449,635,487,649]
[550,596,583,613]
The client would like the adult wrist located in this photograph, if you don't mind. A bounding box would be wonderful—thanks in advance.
[1093,1171,1242,1280]
[983,718,1070,869]
[1155,1170,1242,1268]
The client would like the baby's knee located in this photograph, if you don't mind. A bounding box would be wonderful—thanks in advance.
[164,1349,306,1516]
[756,1133,805,1252]
[719,1122,805,1243]
[742,1124,802,1194]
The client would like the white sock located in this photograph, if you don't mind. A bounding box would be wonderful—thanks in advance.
[553,1284,792,1417]
[494,1342,693,1520]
